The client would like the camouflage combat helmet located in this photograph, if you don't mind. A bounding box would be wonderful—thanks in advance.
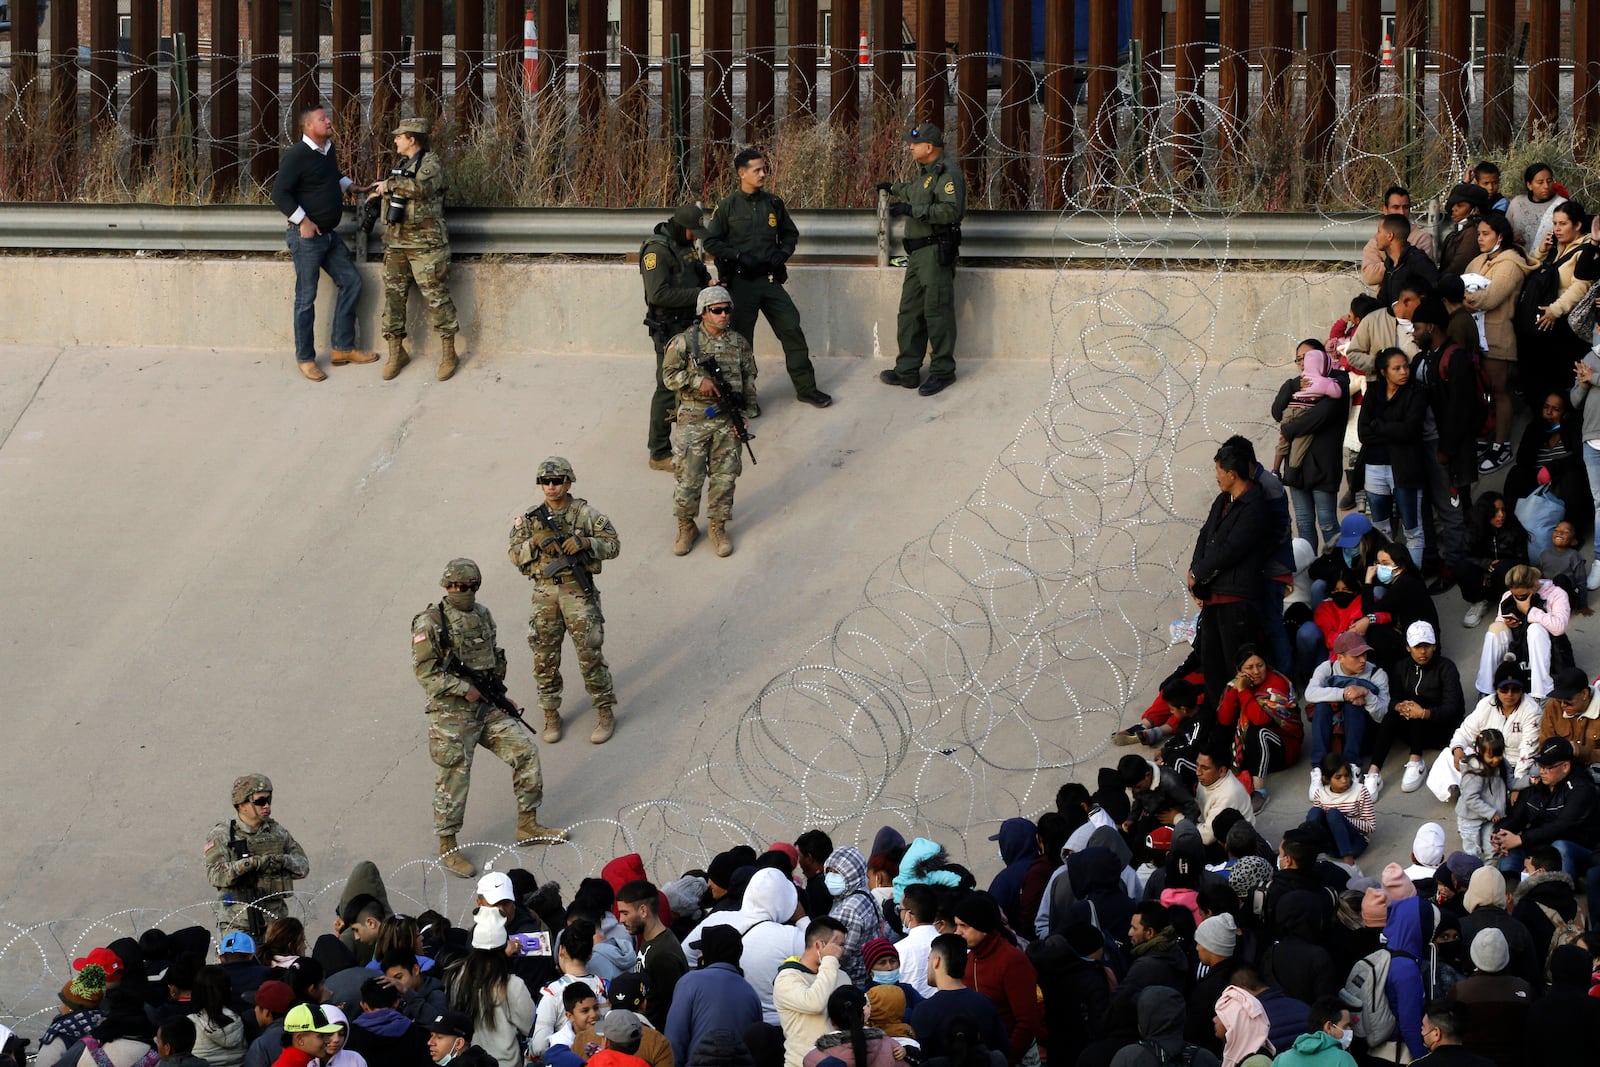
[537,456,575,482]
[392,117,431,137]
[232,773,273,807]
[440,558,482,588]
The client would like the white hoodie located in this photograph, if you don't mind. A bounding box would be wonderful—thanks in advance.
[681,867,809,1023]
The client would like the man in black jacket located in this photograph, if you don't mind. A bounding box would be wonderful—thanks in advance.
[269,104,376,382]
[1409,299,1477,588]
[1492,736,1599,880]
[1190,440,1277,714]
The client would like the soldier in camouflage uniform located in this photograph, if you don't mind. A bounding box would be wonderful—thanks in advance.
[412,558,565,880]
[508,458,623,745]
[204,774,311,937]
[661,285,757,559]
[876,122,967,397]
[641,203,712,472]
[371,117,459,382]
[702,148,831,410]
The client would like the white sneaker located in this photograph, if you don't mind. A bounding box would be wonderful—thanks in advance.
[1588,559,1600,591]
[1402,759,1426,793]
[1308,766,1323,801]
[1365,771,1384,800]
[1463,600,1490,627]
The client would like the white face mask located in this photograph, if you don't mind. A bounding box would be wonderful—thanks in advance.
[1338,1027,1354,1051]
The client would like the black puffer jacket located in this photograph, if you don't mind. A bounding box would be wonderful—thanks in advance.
[1358,377,1430,487]
[1189,483,1275,599]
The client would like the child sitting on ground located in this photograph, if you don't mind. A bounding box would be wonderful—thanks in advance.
[1305,752,1376,866]
[1456,727,1509,859]
[1540,519,1590,614]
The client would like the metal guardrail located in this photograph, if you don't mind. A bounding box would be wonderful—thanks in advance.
[0,203,1377,262]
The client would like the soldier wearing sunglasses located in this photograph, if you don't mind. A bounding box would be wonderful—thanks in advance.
[204,774,310,937]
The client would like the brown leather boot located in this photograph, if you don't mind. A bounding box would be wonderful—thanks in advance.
[590,706,615,744]
[542,709,562,743]
[674,518,698,556]
[382,336,410,381]
[708,520,733,557]
[437,335,459,380]
[515,812,568,845]
[438,835,476,878]
[331,347,378,365]
[298,361,327,382]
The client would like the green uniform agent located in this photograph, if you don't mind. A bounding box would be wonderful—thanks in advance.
[880,123,966,392]
[702,150,830,407]
[204,773,310,937]
[662,299,758,525]
[641,204,712,463]
[411,559,543,839]
[379,120,457,343]
[508,457,622,744]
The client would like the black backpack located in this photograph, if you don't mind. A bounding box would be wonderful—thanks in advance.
[1516,244,1583,340]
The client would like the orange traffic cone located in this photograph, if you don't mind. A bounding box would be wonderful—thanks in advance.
[1381,33,1393,69]
[858,31,869,66]
[523,10,540,93]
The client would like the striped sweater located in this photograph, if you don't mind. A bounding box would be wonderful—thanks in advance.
[1311,784,1376,836]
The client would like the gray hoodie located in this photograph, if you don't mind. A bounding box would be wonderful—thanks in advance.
[682,867,808,1023]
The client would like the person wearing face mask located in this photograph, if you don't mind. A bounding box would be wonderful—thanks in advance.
[1409,999,1495,1067]
[412,558,564,881]
[1266,996,1356,1066]
[858,940,923,1025]
[824,848,887,987]
[422,1009,497,1067]
[1356,542,1438,673]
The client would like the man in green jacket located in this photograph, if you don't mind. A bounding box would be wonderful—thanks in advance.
[877,122,967,396]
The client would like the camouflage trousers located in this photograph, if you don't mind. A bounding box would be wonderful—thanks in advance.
[528,583,614,713]
[672,417,742,521]
[427,704,543,835]
[214,893,290,939]
[382,244,458,338]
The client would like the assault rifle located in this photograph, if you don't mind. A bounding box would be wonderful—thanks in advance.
[434,600,539,737]
[689,330,757,465]
[522,505,605,625]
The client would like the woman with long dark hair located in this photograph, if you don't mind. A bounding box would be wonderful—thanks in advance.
[187,966,245,1067]
[1357,347,1429,564]
[1465,211,1537,473]
[445,916,533,1067]
[801,986,898,1067]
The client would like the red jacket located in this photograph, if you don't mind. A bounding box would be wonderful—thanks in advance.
[601,852,674,929]
[1312,595,1366,655]
[1138,670,1208,728]
[963,934,1044,1063]
[1215,670,1304,764]
[270,1048,318,1067]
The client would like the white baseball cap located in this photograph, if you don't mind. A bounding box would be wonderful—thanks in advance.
[476,871,514,905]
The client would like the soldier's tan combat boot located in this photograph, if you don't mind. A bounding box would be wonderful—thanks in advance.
[437,335,459,381]
[438,835,476,878]
[674,518,698,556]
[648,456,675,472]
[590,706,615,744]
[542,709,562,743]
[708,520,733,557]
[515,811,569,845]
[382,336,410,381]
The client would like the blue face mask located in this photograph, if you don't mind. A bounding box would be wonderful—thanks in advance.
[1376,564,1395,584]
[871,969,901,985]
[823,872,848,897]
[1342,546,1359,567]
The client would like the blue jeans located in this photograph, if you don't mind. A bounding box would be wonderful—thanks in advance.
[1256,584,1293,681]
[1585,442,1600,555]
[1294,620,1328,686]
[1499,839,1592,880]
[1365,463,1425,562]
[287,228,361,360]
[1310,701,1369,764]
[1306,806,1368,859]
[1290,486,1339,555]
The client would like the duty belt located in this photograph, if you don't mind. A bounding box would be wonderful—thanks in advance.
[903,235,936,253]
[535,573,586,587]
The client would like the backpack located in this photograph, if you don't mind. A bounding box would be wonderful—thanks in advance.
[1339,947,1397,1045]
[1569,276,1600,341]
[1538,901,1587,978]
[1516,244,1583,340]
[1441,342,1495,439]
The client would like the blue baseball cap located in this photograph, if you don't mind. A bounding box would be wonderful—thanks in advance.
[218,931,255,956]
[1334,513,1373,549]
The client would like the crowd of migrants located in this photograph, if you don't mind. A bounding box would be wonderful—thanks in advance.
[24,161,1600,1067]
